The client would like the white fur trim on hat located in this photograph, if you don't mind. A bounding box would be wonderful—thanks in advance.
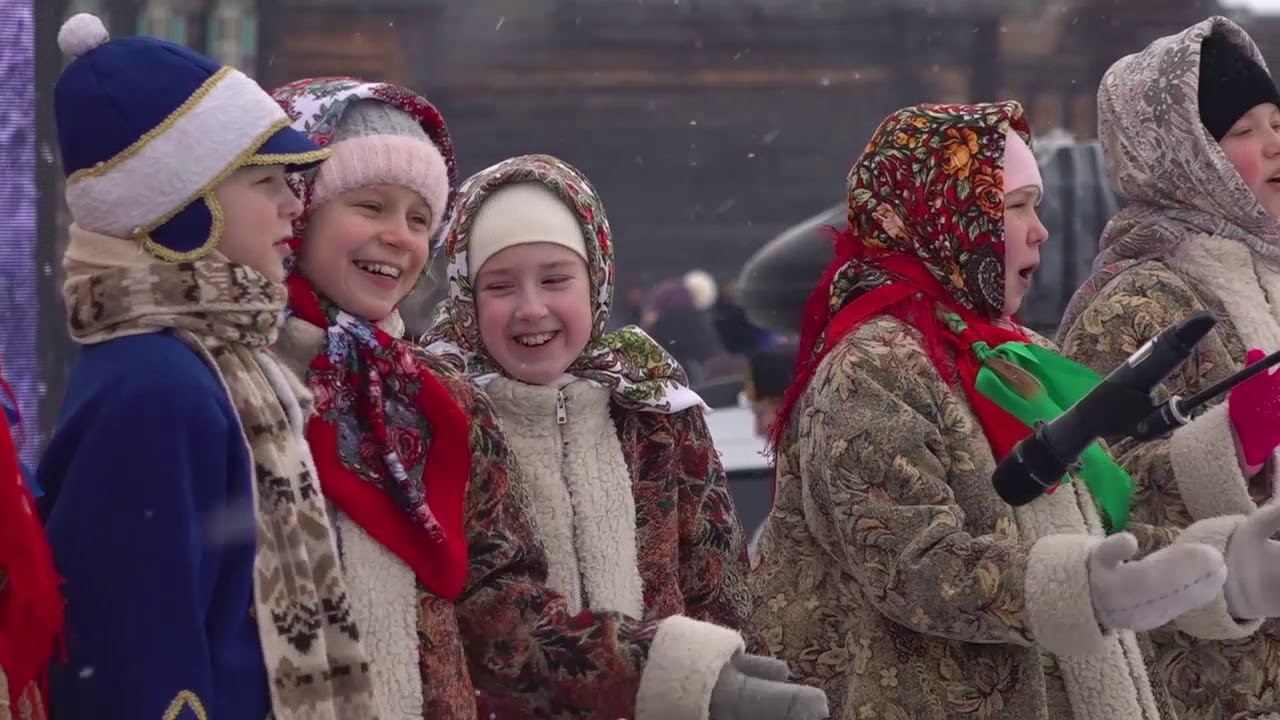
[63,66,294,239]
[310,134,451,236]
[467,183,587,279]
[683,270,718,311]
[1003,130,1043,195]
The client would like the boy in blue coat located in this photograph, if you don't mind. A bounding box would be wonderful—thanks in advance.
[38,14,379,720]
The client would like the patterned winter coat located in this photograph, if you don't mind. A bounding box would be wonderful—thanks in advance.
[749,101,1250,720]
[421,154,764,719]
[1058,17,1280,720]
[752,316,1199,720]
[278,319,691,718]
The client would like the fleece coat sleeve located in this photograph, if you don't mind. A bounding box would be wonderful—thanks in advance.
[1058,261,1262,639]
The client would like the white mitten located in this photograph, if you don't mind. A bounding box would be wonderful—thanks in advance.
[1088,531,1226,631]
[1223,503,1280,620]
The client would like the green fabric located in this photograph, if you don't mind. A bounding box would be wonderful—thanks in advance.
[972,338,1134,531]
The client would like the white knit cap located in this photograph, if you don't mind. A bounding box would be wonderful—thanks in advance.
[467,182,587,278]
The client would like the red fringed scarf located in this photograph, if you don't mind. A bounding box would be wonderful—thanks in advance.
[287,275,472,600]
[771,232,1036,473]
[0,375,62,707]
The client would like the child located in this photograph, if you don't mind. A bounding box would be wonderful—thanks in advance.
[748,101,1275,720]
[1059,17,1280,718]
[422,150,768,653]
[38,15,376,719]
[271,81,827,719]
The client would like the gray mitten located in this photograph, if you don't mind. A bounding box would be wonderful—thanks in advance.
[709,652,829,720]
[1224,503,1280,620]
[1088,531,1226,632]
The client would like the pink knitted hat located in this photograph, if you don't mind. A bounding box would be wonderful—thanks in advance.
[310,100,452,235]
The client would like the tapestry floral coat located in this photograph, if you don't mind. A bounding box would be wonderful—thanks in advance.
[1058,17,1280,720]
[751,316,1199,720]
[421,154,764,720]
[749,102,1249,720]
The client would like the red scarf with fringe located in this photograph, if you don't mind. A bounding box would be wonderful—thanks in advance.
[0,374,62,710]
[287,275,472,600]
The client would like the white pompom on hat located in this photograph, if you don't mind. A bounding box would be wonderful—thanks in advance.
[57,12,110,59]
[53,12,329,260]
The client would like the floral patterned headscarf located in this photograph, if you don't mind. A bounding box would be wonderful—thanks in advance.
[831,101,1029,318]
[1059,16,1280,337]
[422,154,703,413]
[776,103,1029,441]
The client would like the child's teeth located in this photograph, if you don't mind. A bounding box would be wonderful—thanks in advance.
[356,261,401,278]
[517,332,554,346]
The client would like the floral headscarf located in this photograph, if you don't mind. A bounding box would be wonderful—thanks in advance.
[422,154,703,413]
[778,102,1029,443]
[1059,16,1280,336]
[271,77,472,600]
[272,76,459,244]
[833,101,1028,318]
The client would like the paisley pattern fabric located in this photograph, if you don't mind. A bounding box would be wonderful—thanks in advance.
[834,102,1028,317]
[755,101,1182,720]
[750,316,1178,720]
[1059,15,1280,335]
[421,153,703,413]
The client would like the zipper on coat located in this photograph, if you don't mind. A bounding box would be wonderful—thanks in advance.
[555,389,588,607]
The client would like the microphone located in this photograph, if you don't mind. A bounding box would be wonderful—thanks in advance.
[1129,347,1280,441]
[992,311,1218,507]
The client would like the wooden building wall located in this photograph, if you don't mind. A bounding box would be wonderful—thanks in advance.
[263,0,1009,290]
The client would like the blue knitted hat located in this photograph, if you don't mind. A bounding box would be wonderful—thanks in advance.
[54,13,330,261]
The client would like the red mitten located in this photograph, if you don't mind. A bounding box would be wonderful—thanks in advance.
[1229,349,1280,467]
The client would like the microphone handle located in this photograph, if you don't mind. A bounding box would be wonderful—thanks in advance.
[1129,348,1280,441]
[1181,348,1280,409]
